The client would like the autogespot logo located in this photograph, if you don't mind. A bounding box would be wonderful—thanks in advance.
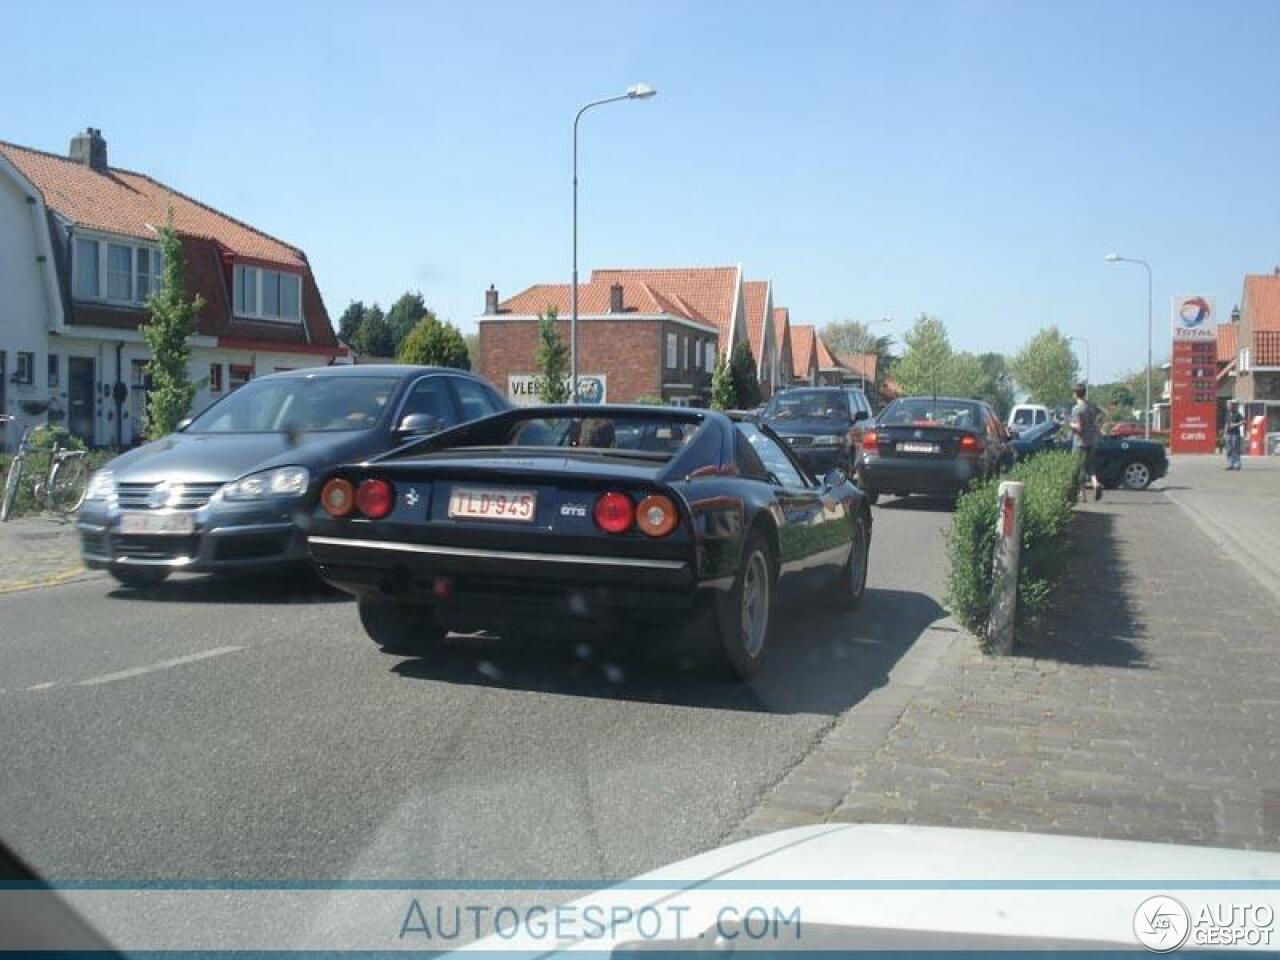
[1178,296,1211,329]
[1134,895,1191,952]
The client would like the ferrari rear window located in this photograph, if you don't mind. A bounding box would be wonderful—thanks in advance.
[415,412,705,460]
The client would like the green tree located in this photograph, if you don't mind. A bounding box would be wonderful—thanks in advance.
[337,300,367,343]
[464,332,480,371]
[820,320,882,355]
[947,351,991,399]
[534,307,570,403]
[350,304,394,357]
[386,291,431,350]
[730,341,762,408]
[141,220,204,439]
[396,316,470,369]
[891,314,954,397]
[1010,327,1079,408]
[710,357,737,410]
[976,352,1016,418]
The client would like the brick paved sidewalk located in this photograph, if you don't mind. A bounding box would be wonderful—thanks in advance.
[0,515,97,594]
[736,489,1280,850]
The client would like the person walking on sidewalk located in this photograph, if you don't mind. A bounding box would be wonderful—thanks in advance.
[1224,402,1246,471]
[1069,383,1104,501]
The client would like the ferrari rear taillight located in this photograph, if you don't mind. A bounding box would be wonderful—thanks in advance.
[861,430,879,453]
[355,478,395,519]
[636,495,679,538]
[320,478,355,517]
[594,491,635,534]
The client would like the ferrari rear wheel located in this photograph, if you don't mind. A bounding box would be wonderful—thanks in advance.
[836,511,870,610]
[1121,460,1153,490]
[713,532,775,680]
[358,597,445,654]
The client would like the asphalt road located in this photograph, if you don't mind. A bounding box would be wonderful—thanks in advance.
[0,498,952,882]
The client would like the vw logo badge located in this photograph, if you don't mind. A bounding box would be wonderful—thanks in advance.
[147,481,173,509]
[913,429,923,439]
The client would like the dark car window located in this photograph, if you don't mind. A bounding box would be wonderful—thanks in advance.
[736,422,808,488]
[452,378,501,421]
[185,375,399,433]
[400,376,456,424]
[880,397,982,429]
[734,429,770,481]
[764,389,850,422]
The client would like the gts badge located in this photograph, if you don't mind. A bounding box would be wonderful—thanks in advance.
[559,503,588,518]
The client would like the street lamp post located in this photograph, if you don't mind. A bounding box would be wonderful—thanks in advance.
[1069,336,1090,388]
[571,84,656,401]
[1104,253,1153,439]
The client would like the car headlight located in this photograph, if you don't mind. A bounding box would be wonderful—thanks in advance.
[812,435,842,446]
[84,470,116,501]
[223,466,311,501]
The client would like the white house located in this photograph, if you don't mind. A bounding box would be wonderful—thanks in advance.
[0,128,345,450]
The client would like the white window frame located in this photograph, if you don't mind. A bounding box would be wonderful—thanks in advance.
[232,264,303,323]
[71,231,162,306]
[665,332,678,369]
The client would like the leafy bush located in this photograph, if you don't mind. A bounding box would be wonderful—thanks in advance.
[944,450,1080,644]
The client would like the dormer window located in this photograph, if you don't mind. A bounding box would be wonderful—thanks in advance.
[72,234,162,305]
[233,264,302,322]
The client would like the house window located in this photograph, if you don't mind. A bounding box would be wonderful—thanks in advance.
[705,342,717,370]
[209,363,223,393]
[686,336,695,370]
[665,332,678,369]
[229,364,253,390]
[47,354,59,388]
[233,265,302,322]
[15,352,35,385]
[72,235,161,304]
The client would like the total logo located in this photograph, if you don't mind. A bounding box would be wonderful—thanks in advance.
[1178,296,1211,329]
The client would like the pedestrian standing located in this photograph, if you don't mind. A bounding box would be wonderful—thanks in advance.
[1069,383,1104,502]
[1224,402,1245,471]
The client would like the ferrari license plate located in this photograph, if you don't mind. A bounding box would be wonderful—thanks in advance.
[898,442,940,454]
[119,511,195,535]
[448,487,536,522]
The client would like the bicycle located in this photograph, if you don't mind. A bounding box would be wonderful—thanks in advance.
[0,415,90,521]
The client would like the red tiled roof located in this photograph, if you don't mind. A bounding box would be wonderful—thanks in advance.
[1216,323,1238,364]
[791,325,817,379]
[591,266,738,342]
[772,307,791,362]
[815,335,840,370]
[497,280,709,325]
[742,280,769,364]
[1257,330,1280,365]
[0,139,305,266]
[1245,274,1280,332]
[836,352,878,380]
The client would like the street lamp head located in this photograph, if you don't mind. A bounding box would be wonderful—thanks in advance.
[1103,252,1121,263]
[626,83,657,99]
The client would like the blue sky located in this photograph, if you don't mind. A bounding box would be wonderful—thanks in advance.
[5,0,1279,381]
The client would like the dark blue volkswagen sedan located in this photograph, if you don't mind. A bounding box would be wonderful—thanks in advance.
[77,365,506,589]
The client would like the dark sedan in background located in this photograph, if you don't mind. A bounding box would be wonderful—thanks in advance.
[854,396,1013,504]
[1010,419,1169,489]
[77,365,507,588]
[761,386,874,477]
[308,406,873,680]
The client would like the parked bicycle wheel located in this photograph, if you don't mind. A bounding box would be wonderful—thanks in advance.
[1,455,24,522]
[49,455,89,515]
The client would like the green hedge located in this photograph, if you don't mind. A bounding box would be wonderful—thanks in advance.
[944,450,1079,644]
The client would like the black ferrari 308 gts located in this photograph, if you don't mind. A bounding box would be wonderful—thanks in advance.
[307,405,873,679]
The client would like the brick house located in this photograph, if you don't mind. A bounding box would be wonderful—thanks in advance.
[0,128,342,450]
[772,307,794,392]
[742,280,779,399]
[477,265,746,405]
[790,324,819,385]
[1233,270,1280,432]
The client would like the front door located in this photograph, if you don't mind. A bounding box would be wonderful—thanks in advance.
[68,356,96,444]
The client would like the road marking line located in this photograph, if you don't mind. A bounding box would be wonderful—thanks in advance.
[26,681,60,691]
[75,646,244,687]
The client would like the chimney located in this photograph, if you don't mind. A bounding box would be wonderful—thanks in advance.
[484,284,499,315]
[69,127,108,172]
[609,281,624,313]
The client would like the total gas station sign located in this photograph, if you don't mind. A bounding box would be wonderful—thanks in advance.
[1169,295,1218,454]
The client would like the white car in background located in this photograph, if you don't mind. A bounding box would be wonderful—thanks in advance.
[1007,403,1052,432]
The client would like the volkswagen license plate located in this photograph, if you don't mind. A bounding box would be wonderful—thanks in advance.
[119,512,196,535]
[448,487,536,522]
[898,442,940,454]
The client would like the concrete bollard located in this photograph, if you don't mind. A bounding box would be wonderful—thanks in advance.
[989,480,1024,655]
